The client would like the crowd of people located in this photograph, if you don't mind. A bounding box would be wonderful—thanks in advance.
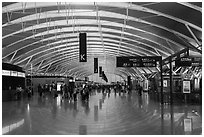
[36,82,138,102]
[37,82,92,102]
[14,81,145,102]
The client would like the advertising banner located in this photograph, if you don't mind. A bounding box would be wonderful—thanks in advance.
[163,80,168,87]
[183,80,191,93]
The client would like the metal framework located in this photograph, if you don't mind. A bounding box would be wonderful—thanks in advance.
[2,2,202,81]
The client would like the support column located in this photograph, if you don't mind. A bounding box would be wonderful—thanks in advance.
[169,57,173,105]
[160,58,163,104]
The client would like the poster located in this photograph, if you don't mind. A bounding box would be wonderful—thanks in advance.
[144,79,148,91]
[183,80,191,93]
[163,80,167,87]
[184,118,192,132]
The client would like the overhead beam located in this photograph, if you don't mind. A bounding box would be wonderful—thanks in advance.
[175,33,201,54]
[25,56,33,67]
[162,47,189,65]
[185,24,201,46]
[178,2,202,13]
[9,50,17,63]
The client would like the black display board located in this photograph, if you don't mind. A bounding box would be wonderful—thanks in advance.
[94,58,98,73]
[99,66,102,77]
[191,57,202,67]
[2,63,25,90]
[3,62,25,72]
[175,57,192,67]
[162,48,189,65]
[102,71,108,82]
[79,33,87,62]
[116,56,161,67]
[175,57,202,67]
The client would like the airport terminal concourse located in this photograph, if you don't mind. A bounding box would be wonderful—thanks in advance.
[2,2,202,135]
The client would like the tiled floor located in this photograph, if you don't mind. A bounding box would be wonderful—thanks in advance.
[2,90,202,135]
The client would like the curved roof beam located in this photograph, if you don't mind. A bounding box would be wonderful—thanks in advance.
[13,38,159,65]
[3,19,178,53]
[28,48,134,70]
[3,2,201,31]
[3,8,197,45]
[4,26,173,63]
[177,2,202,13]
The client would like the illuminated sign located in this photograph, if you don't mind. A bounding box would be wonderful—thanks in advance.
[11,71,18,76]
[175,57,202,67]
[175,57,192,67]
[191,57,202,67]
[163,80,168,87]
[183,80,191,93]
[2,70,25,77]
[17,72,25,77]
[2,70,10,76]
[184,118,192,132]
[116,56,161,67]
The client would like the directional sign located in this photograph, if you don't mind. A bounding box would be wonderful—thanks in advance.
[79,33,87,62]
[162,48,189,65]
[116,56,161,67]
[175,57,202,67]
[191,57,202,67]
[94,58,98,73]
[99,66,102,77]
[175,57,192,67]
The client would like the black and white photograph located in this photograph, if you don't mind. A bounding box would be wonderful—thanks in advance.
[1,1,202,135]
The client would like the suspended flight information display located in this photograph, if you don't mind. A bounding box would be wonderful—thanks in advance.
[116,56,161,67]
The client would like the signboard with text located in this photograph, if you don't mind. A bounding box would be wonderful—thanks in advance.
[175,57,192,67]
[116,56,161,67]
[163,80,168,87]
[79,33,87,62]
[191,57,202,67]
[162,48,189,65]
[99,66,102,77]
[94,58,98,73]
[183,80,191,93]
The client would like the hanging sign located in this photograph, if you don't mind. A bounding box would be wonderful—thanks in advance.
[17,72,25,77]
[183,80,191,93]
[79,33,87,62]
[11,71,17,77]
[99,66,102,77]
[116,56,161,67]
[162,48,189,65]
[94,58,98,73]
[175,57,192,67]
[2,70,10,76]
[191,57,202,67]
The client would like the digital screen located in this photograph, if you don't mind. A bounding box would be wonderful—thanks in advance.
[116,56,161,67]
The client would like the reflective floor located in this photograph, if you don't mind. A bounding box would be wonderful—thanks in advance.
[2,90,202,135]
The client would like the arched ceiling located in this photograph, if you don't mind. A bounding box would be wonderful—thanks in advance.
[2,2,202,79]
